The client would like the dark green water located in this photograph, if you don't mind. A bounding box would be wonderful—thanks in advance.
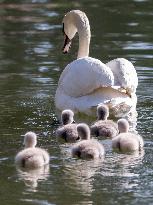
[0,0,153,204]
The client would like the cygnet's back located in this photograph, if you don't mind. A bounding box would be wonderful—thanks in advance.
[56,109,79,143]
[91,104,118,138]
[15,132,50,169]
[112,119,144,153]
[72,123,105,159]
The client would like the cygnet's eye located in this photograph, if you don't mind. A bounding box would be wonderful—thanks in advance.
[76,136,80,141]
[62,23,65,35]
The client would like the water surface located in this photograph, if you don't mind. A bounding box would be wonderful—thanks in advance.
[0,0,153,204]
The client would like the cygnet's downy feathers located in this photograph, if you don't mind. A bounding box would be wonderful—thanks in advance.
[91,104,118,138]
[15,132,50,169]
[112,119,144,153]
[72,123,105,159]
[56,109,79,143]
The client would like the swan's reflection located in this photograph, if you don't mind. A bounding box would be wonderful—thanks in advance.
[16,164,50,188]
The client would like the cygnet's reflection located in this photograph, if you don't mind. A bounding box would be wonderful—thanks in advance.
[116,150,145,167]
[62,158,104,196]
[16,164,50,188]
[101,150,145,178]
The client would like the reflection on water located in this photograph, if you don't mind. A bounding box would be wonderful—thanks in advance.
[16,164,50,189]
[55,148,145,205]
[62,160,103,196]
[0,0,153,204]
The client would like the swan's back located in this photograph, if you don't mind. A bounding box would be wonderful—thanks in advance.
[58,57,114,97]
[106,58,138,93]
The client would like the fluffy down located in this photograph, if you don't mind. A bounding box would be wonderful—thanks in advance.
[91,120,118,138]
[56,123,79,143]
[72,139,105,159]
[112,133,144,153]
[15,148,49,169]
[58,57,114,97]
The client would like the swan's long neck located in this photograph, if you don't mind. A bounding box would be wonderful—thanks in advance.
[77,25,91,58]
[75,12,91,59]
[63,10,91,58]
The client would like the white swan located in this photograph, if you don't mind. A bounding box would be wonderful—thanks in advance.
[55,10,138,116]
[15,132,50,169]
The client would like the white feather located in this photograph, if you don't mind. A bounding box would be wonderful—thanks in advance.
[106,58,138,93]
[58,57,114,97]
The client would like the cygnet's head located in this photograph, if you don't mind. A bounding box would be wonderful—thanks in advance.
[23,132,37,148]
[117,119,129,133]
[61,109,75,125]
[97,104,109,120]
[77,123,90,140]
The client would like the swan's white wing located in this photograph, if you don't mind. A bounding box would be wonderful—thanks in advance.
[106,58,138,94]
[58,57,114,97]
[55,86,137,115]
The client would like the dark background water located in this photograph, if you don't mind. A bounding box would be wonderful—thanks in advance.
[0,0,153,204]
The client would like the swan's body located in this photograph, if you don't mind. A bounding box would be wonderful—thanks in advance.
[15,132,50,169]
[55,10,138,116]
[91,104,118,138]
[72,123,105,159]
[112,119,144,153]
[56,109,79,143]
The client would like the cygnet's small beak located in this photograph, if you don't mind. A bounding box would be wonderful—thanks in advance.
[21,134,25,145]
[62,34,71,54]
[76,136,80,141]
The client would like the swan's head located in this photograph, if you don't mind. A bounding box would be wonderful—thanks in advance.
[77,123,90,140]
[117,119,129,133]
[23,131,37,148]
[97,104,109,120]
[61,109,75,125]
[62,11,77,53]
[62,10,90,55]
